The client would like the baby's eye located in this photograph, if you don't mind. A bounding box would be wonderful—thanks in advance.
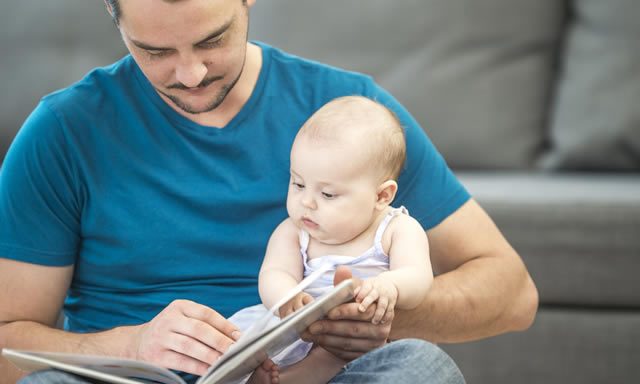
[321,192,336,199]
[292,182,305,190]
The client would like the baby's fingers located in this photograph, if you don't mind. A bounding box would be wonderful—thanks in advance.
[355,281,373,303]
[358,289,379,313]
[372,296,389,324]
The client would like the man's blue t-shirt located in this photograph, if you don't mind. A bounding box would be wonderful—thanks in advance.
[0,42,469,333]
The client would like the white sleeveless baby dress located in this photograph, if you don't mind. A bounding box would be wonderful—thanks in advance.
[227,206,408,369]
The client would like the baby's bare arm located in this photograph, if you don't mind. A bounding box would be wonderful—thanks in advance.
[259,219,306,309]
[383,215,433,310]
[354,215,433,324]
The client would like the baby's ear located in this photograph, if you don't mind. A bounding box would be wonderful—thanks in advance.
[375,180,398,209]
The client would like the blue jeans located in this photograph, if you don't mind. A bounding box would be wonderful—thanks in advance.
[329,339,465,384]
[18,339,465,383]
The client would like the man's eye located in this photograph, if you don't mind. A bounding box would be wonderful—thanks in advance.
[199,36,224,49]
[146,50,170,58]
[321,192,336,199]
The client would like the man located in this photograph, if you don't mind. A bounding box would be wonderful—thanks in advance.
[0,0,538,383]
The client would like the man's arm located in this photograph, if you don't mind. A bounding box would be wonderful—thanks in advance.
[390,198,539,342]
[303,199,538,358]
[0,258,240,383]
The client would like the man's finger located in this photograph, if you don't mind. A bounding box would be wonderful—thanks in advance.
[166,332,223,365]
[173,316,237,354]
[309,332,381,354]
[161,349,212,376]
[179,300,240,340]
[306,318,389,340]
[326,302,375,321]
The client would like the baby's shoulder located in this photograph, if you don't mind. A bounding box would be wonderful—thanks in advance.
[388,211,422,232]
[381,211,424,251]
[270,217,300,241]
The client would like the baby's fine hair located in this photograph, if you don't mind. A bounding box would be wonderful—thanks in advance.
[299,96,406,181]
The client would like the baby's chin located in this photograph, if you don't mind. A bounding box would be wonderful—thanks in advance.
[310,232,352,246]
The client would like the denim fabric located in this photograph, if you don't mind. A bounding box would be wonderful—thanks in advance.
[18,370,104,384]
[19,339,465,384]
[329,339,465,384]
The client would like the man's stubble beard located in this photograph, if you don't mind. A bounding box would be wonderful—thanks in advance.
[157,55,246,115]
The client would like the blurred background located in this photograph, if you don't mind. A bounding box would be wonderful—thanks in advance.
[2,1,639,382]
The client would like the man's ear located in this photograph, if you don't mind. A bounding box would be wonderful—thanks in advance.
[103,0,119,27]
[104,0,114,17]
[375,180,398,210]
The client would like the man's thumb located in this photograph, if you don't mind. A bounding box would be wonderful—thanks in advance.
[333,265,353,286]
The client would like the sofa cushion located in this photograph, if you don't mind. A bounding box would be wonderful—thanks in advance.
[541,0,640,170]
[0,1,125,163]
[443,308,640,383]
[458,172,640,307]
[249,0,565,170]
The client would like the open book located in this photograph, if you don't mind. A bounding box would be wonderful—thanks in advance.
[2,272,354,384]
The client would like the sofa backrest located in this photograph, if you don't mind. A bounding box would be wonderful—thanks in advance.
[0,1,125,163]
[3,1,639,171]
[250,0,640,172]
[249,0,566,170]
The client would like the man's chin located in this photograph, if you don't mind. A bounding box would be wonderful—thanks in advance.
[156,89,222,115]
[167,96,222,115]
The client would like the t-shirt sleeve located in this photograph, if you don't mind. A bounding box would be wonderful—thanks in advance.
[368,83,471,229]
[0,101,81,265]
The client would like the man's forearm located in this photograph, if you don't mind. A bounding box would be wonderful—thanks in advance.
[0,320,138,383]
[389,253,538,343]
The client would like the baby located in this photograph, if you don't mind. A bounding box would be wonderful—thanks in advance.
[237,96,433,384]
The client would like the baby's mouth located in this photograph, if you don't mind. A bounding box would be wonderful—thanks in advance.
[302,217,318,229]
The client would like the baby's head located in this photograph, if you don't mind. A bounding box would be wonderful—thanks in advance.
[296,96,405,182]
[287,96,406,245]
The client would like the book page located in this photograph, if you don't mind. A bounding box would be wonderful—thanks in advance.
[2,349,185,384]
[213,264,332,366]
[199,278,354,384]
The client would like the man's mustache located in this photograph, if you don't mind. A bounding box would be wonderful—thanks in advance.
[166,75,222,90]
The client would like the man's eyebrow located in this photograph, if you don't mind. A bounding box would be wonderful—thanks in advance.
[130,18,233,51]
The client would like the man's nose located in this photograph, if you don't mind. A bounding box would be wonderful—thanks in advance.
[175,53,208,88]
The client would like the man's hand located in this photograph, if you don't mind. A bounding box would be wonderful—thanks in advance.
[300,266,392,361]
[128,299,241,376]
[278,292,314,318]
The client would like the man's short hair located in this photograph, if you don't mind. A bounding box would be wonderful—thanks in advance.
[105,0,246,26]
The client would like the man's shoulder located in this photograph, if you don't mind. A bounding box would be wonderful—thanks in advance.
[41,55,136,114]
[259,42,377,93]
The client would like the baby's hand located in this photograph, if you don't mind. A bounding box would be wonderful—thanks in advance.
[354,275,398,324]
[278,292,314,318]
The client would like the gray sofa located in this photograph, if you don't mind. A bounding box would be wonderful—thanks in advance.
[3,1,640,383]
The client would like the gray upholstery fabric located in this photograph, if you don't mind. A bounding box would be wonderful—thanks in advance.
[458,172,640,306]
[0,0,125,163]
[2,2,639,384]
[541,0,640,170]
[249,0,565,169]
[443,308,640,383]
